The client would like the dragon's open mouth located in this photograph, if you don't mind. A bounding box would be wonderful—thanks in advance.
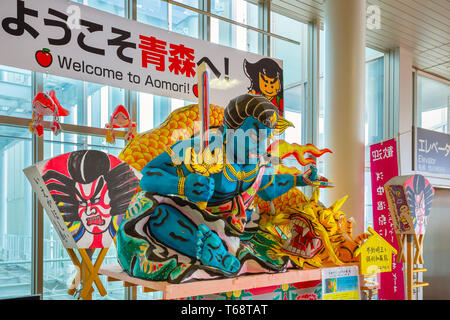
[281,215,323,258]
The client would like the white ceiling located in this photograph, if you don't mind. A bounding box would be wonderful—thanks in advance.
[271,0,450,80]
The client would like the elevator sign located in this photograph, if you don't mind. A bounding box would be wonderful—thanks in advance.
[415,127,450,176]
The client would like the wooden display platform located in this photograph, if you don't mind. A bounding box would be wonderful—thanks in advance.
[99,264,327,300]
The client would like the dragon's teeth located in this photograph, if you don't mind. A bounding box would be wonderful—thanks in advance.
[306,243,312,255]
[302,227,308,237]
[313,239,320,247]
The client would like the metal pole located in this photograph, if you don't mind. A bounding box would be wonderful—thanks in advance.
[31,72,44,298]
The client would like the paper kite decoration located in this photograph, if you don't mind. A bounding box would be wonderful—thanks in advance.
[23,150,141,249]
[105,105,137,144]
[29,90,69,136]
[384,174,434,235]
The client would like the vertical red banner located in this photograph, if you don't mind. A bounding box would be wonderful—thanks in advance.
[369,139,405,300]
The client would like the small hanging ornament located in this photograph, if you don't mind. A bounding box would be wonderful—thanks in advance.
[105,105,136,144]
[29,90,69,136]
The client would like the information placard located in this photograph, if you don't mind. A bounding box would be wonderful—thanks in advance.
[322,266,360,300]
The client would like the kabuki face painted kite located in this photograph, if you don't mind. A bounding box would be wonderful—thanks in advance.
[41,150,139,248]
[75,175,112,235]
[405,174,434,235]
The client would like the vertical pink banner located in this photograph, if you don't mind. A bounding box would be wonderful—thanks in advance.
[369,139,405,300]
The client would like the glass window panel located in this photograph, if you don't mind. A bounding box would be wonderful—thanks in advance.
[365,57,384,157]
[417,75,450,133]
[210,0,259,53]
[364,168,373,230]
[44,74,125,129]
[0,65,32,119]
[210,19,259,54]
[137,92,192,133]
[318,75,325,149]
[270,11,304,85]
[138,1,199,37]
[76,0,125,17]
[270,31,305,86]
[43,131,124,161]
[86,83,125,129]
[42,131,125,299]
[137,0,169,29]
[318,30,325,149]
[170,1,199,37]
[283,84,304,143]
[270,12,306,144]
[365,47,383,60]
[365,55,384,231]
[43,74,84,127]
[0,126,32,299]
[318,51,385,152]
[211,0,258,28]
[211,0,232,19]
[284,110,302,144]
[137,92,154,133]
[171,98,190,112]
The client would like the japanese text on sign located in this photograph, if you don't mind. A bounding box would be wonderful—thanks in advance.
[0,0,283,108]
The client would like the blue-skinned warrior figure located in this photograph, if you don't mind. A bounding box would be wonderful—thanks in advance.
[117,93,322,282]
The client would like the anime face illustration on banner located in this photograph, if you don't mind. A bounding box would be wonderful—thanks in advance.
[40,150,140,248]
[243,58,284,115]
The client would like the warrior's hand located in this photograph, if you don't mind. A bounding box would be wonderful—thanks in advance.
[183,174,215,203]
[300,164,334,188]
[301,165,317,185]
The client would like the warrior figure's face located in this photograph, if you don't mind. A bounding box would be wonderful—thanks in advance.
[75,176,112,234]
[258,72,280,99]
[226,117,273,164]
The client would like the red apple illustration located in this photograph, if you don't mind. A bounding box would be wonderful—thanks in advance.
[35,48,53,68]
[193,84,198,97]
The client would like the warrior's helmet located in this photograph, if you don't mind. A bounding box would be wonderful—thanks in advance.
[220,93,292,135]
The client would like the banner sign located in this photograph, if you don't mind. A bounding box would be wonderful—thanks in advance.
[0,0,284,113]
[321,266,360,300]
[369,138,405,300]
[415,127,450,176]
